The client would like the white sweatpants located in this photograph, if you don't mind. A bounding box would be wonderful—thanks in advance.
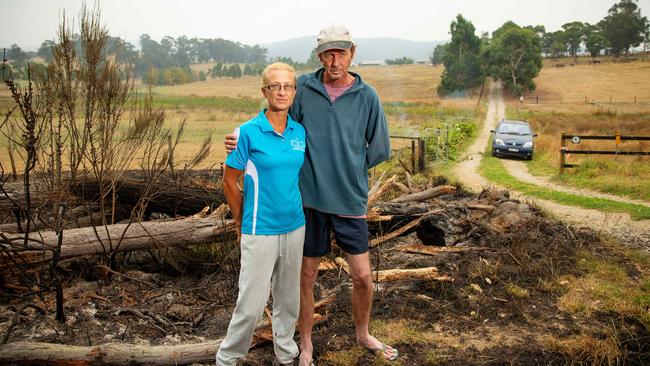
[216,225,305,366]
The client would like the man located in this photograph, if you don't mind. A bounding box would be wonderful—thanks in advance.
[225,24,396,365]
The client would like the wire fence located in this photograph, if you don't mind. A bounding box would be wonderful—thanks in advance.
[520,95,650,105]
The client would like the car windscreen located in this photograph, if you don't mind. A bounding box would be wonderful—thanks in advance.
[497,123,531,135]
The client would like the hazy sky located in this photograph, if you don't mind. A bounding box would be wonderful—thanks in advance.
[3,0,650,50]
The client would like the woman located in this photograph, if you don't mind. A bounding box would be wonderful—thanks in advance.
[216,63,306,366]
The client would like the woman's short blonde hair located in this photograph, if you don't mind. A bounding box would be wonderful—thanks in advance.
[261,62,297,86]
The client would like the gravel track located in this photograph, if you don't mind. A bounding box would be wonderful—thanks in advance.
[453,81,650,250]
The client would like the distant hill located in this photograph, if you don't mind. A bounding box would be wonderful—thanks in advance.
[263,36,446,63]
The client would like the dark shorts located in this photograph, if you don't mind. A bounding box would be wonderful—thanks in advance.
[303,207,369,257]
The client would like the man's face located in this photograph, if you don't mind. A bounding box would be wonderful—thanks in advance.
[319,48,354,82]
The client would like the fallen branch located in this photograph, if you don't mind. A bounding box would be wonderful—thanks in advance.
[367,171,388,198]
[390,185,456,203]
[369,210,443,248]
[318,260,338,271]
[395,244,489,256]
[367,175,396,207]
[393,181,411,194]
[366,207,393,222]
[335,257,453,283]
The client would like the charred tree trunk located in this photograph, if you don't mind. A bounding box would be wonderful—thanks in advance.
[0,170,225,223]
[0,339,221,365]
[70,177,225,217]
[1,211,235,270]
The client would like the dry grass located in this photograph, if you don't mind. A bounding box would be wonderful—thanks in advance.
[505,282,530,299]
[146,64,478,106]
[353,64,440,103]
[146,74,264,99]
[0,104,248,170]
[320,319,442,366]
[558,250,647,319]
[521,111,650,200]
[519,60,650,114]
[541,333,622,365]
[1,63,480,172]
[512,61,650,200]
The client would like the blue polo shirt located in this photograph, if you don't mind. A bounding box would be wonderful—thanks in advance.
[225,111,306,235]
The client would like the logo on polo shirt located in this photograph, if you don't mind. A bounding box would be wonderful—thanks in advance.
[291,138,306,152]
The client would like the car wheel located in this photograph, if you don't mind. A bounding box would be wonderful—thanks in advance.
[526,154,533,160]
[491,150,496,157]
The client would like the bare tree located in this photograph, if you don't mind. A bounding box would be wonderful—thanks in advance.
[0,3,213,328]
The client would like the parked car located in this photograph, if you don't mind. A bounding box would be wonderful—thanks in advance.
[490,119,537,160]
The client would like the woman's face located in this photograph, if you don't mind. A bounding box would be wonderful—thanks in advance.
[262,69,296,112]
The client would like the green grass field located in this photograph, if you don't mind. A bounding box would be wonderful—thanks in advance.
[479,150,650,220]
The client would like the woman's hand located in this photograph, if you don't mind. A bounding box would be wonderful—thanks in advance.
[224,133,238,154]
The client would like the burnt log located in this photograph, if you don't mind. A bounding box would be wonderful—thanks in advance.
[0,170,225,226]
[370,201,476,247]
[0,210,235,270]
[0,340,221,365]
[70,177,225,217]
[0,312,329,365]
[389,185,456,203]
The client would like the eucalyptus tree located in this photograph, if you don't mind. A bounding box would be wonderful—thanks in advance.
[486,21,543,96]
[437,14,482,96]
[599,0,649,57]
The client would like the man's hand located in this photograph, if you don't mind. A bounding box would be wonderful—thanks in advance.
[224,133,238,154]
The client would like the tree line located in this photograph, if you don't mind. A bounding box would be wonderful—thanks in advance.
[3,32,327,86]
[2,33,273,85]
[435,0,650,96]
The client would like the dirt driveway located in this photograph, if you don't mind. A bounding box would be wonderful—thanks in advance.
[453,81,650,250]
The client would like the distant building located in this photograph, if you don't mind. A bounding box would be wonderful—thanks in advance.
[358,60,385,66]
[415,59,432,65]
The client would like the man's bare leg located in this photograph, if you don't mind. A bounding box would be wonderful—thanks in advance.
[346,252,398,360]
[298,256,320,366]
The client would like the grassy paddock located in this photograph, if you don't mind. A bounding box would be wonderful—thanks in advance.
[523,60,650,108]
[1,64,480,172]
[148,64,470,105]
[0,94,250,170]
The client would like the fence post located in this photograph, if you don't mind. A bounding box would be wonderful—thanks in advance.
[411,140,416,173]
[585,96,588,103]
[536,95,539,104]
[634,96,637,104]
[445,128,450,160]
[560,132,565,174]
[418,138,426,172]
